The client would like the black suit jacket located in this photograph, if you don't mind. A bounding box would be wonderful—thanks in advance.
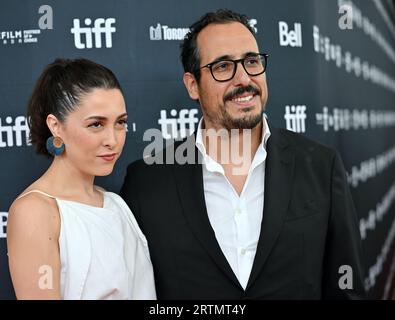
[120,126,366,299]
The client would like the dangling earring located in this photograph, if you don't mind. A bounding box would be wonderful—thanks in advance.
[46,136,65,156]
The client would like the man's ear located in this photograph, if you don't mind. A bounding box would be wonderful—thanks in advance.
[46,114,63,138]
[183,72,199,101]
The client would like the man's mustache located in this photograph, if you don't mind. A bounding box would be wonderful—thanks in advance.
[224,85,261,102]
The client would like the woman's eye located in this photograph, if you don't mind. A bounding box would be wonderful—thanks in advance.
[89,122,102,128]
[117,119,128,127]
[116,119,128,131]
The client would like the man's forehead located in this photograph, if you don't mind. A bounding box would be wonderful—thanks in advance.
[197,22,259,61]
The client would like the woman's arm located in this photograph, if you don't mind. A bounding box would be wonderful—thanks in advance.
[7,194,61,299]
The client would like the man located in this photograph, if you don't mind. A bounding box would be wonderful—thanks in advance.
[120,9,366,299]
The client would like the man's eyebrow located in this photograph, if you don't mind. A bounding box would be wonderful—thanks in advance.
[212,54,233,62]
[210,52,260,63]
[243,51,260,57]
[205,55,233,65]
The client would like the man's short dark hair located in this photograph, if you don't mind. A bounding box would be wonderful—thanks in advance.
[180,9,256,82]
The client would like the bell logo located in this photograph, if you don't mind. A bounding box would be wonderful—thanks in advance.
[279,21,302,47]
[1,212,7,238]
[71,18,116,49]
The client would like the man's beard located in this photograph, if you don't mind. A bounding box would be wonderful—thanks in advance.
[220,104,264,131]
[204,85,266,131]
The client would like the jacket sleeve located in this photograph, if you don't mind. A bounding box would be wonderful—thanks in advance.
[322,150,367,299]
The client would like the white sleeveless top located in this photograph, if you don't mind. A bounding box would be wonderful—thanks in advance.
[18,190,156,300]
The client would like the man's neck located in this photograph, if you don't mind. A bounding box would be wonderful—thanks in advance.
[202,120,263,175]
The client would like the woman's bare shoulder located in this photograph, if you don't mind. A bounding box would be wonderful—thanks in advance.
[8,186,60,237]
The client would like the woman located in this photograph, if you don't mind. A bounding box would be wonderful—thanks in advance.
[7,58,156,300]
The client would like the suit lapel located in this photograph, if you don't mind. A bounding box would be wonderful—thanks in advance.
[171,135,243,290]
[246,127,295,290]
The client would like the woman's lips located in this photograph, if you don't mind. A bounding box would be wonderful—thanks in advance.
[98,153,117,162]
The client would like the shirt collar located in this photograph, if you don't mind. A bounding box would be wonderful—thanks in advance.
[195,114,271,173]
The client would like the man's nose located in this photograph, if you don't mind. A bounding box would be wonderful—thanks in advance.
[232,61,251,86]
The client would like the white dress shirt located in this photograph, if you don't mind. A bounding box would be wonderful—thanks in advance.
[195,116,271,289]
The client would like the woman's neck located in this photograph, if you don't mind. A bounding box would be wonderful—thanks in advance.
[41,156,97,198]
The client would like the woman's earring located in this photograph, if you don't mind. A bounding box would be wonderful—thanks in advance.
[46,136,65,156]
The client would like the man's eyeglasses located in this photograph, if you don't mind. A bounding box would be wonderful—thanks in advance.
[199,53,269,82]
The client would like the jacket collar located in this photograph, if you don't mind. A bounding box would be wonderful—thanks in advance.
[172,124,295,291]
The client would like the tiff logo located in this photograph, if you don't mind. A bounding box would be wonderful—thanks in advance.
[284,105,307,133]
[1,212,7,238]
[71,18,116,49]
[279,21,302,47]
[158,109,199,139]
[0,116,30,147]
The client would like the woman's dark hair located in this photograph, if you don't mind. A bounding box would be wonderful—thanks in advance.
[180,9,256,82]
[27,58,122,157]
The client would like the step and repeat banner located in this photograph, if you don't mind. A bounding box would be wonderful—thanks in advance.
[1,0,395,299]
